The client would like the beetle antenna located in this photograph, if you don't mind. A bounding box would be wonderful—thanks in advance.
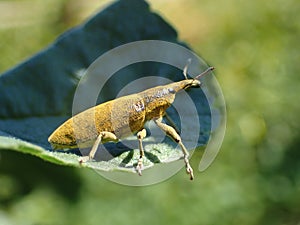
[183,58,192,80]
[194,67,215,80]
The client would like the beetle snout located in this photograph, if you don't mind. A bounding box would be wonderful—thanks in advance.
[190,79,201,88]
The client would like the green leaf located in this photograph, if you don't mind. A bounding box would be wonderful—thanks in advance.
[0,0,211,174]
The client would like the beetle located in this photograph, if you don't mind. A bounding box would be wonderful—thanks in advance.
[48,62,214,180]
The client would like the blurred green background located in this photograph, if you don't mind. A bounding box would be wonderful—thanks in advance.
[0,0,300,224]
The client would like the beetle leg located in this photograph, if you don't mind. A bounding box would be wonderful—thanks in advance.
[153,117,194,180]
[79,131,118,163]
[164,112,180,134]
[136,128,147,176]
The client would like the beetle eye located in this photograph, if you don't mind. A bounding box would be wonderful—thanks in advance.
[168,87,175,93]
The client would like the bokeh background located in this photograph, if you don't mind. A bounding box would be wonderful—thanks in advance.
[0,0,299,224]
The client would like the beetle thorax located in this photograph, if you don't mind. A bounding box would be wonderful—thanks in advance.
[138,86,176,120]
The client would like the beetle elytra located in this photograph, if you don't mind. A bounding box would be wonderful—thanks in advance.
[48,62,214,180]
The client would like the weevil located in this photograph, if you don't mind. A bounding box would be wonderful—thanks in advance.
[48,62,214,180]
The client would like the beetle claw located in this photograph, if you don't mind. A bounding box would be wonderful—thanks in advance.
[184,155,194,180]
[136,158,143,176]
[186,164,194,180]
[78,156,90,164]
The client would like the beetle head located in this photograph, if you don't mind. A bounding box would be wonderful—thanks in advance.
[183,66,214,89]
[183,59,214,87]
